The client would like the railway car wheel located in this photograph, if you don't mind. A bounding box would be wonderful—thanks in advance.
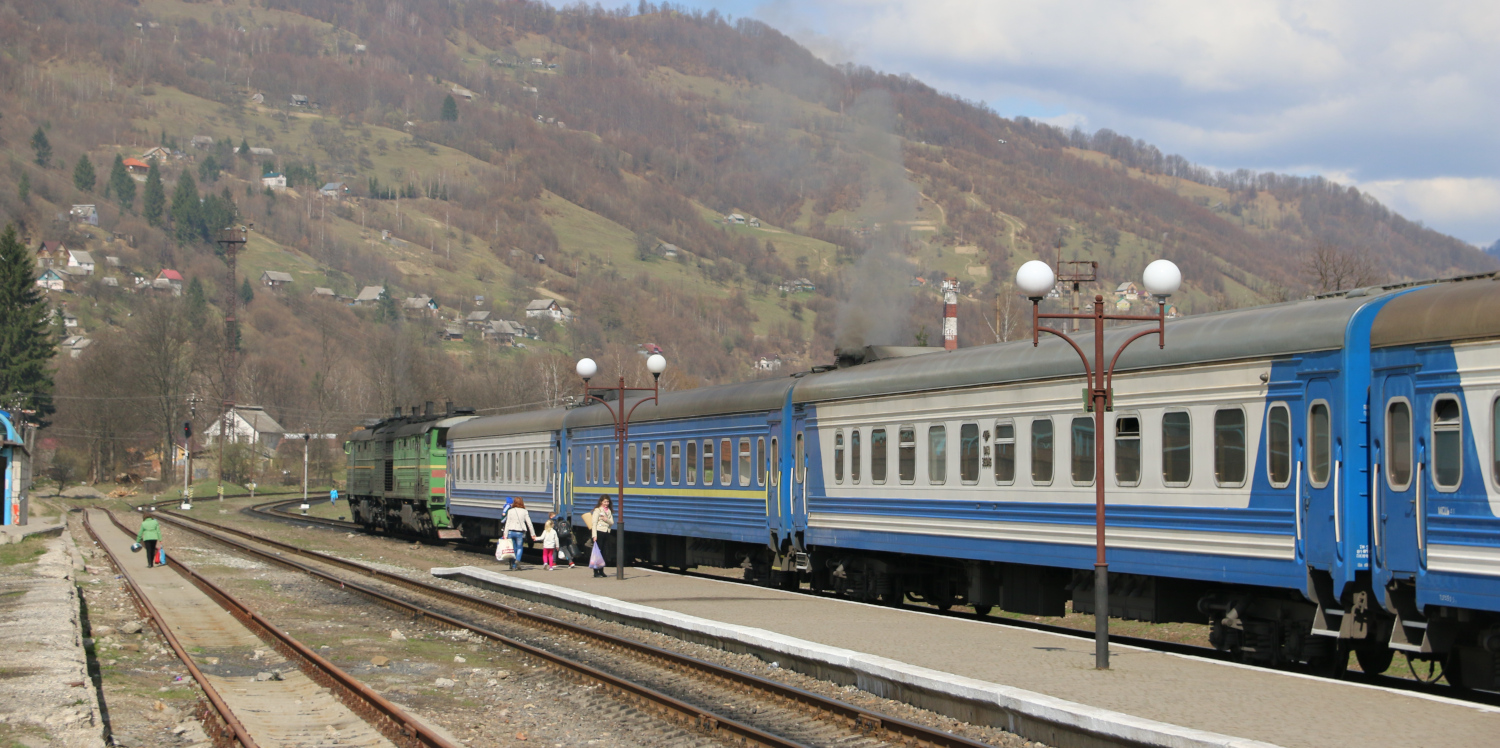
[973,605,993,617]
[1354,645,1394,677]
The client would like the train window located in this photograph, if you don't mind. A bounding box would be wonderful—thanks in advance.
[1493,398,1500,487]
[929,426,947,485]
[739,439,752,486]
[1214,408,1247,487]
[1163,411,1192,486]
[508,452,514,482]
[687,441,699,484]
[483,453,491,482]
[655,443,667,484]
[1031,419,1054,485]
[994,421,1015,484]
[795,432,805,483]
[1267,404,1291,487]
[602,445,612,485]
[721,439,733,485]
[850,432,861,484]
[627,444,637,484]
[584,448,592,485]
[757,437,767,486]
[960,423,980,484]
[871,429,888,484]
[529,451,536,484]
[899,426,916,484]
[702,440,714,485]
[642,444,652,485]
[834,430,845,484]
[1071,417,1094,485]
[1114,415,1141,486]
[1309,402,1331,487]
[670,442,681,484]
[1433,396,1463,490]
[769,437,778,485]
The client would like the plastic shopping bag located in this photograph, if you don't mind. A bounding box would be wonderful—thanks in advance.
[496,541,516,563]
[589,542,605,569]
[155,547,167,566]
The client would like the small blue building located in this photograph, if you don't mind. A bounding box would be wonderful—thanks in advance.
[1,410,31,526]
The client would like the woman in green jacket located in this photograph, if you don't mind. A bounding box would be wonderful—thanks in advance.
[136,515,161,568]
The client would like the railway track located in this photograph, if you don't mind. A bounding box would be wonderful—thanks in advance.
[81,509,458,748]
[153,506,1002,748]
[236,496,1500,706]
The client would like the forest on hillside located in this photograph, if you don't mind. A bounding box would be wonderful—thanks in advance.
[2,0,1492,486]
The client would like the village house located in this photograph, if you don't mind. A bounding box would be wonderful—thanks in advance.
[154,269,184,295]
[250,93,265,104]
[317,182,348,198]
[123,157,151,178]
[66,249,95,276]
[465,310,492,328]
[248,147,275,157]
[206,405,285,457]
[725,213,746,225]
[449,85,476,101]
[70,204,99,226]
[779,278,816,293]
[140,146,171,162]
[260,270,294,288]
[354,286,384,305]
[61,335,92,359]
[35,268,67,292]
[61,311,79,329]
[654,242,680,259]
[261,172,287,191]
[290,94,310,107]
[311,287,336,299]
[403,296,438,316]
[190,135,215,150]
[100,277,119,288]
[487,319,524,345]
[441,325,465,341]
[523,299,573,323]
[755,355,783,372]
[1115,281,1139,301]
[35,241,67,268]
[104,256,121,269]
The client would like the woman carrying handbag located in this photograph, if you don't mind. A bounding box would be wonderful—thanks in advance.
[586,495,614,578]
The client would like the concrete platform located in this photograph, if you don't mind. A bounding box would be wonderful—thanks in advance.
[432,564,1500,748]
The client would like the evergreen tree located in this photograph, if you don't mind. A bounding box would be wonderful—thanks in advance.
[142,161,166,226]
[440,94,459,122]
[29,127,51,167]
[239,138,251,160]
[107,154,136,210]
[197,154,219,183]
[239,277,255,306]
[0,224,56,424]
[185,277,208,328]
[73,154,96,192]
[17,172,28,203]
[376,282,398,323]
[170,172,203,244]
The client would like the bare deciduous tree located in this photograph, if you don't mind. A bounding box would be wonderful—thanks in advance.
[127,298,200,483]
[1306,243,1384,293]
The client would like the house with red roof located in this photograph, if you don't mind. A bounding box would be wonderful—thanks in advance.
[123,157,150,177]
[153,269,184,296]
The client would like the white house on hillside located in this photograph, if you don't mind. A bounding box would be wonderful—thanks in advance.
[206,405,285,457]
[524,299,570,322]
[66,250,95,275]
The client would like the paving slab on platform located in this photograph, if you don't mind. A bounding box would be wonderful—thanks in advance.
[434,563,1500,748]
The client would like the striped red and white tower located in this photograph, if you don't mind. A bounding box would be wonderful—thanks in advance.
[941,277,960,350]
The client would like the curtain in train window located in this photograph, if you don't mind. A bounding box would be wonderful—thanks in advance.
[871,429,888,484]
[655,443,667,484]
[627,443,637,484]
[1115,416,1141,486]
[601,445,612,485]
[960,423,979,483]
[1309,402,1331,486]
[1267,405,1291,487]
[928,426,947,484]
[641,444,652,485]
[1214,409,1247,486]
[1071,416,1094,484]
[849,432,860,484]
[1163,411,1192,486]
[994,421,1015,484]
[584,448,592,485]
[834,430,845,484]
[898,426,916,484]
[738,439,752,486]
[1433,397,1463,489]
[757,437,767,486]
[670,442,681,484]
[720,439,732,485]
[1031,419,1053,484]
[687,441,699,484]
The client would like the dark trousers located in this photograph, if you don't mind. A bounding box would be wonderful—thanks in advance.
[595,533,615,568]
[143,540,158,567]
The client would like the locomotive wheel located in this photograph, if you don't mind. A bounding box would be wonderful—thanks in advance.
[1354,645,1394,677]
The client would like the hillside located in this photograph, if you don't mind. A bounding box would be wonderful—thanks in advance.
[6,0,1494,483]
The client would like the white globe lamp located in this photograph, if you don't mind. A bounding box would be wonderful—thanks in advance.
[646,353,667,377]
[1015,260,1056,299]
[1142,259,1182,298]
[576,358,598,381]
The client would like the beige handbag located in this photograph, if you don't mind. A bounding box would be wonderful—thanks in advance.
[581,510,594,531]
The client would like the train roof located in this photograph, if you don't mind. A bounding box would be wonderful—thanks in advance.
[1371,274,1500,348]
[348,414,475,441]
[565,377,794,431]
[791,290,1393,404]
[447,407,569,441]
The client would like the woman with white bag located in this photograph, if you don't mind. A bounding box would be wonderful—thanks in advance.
[585,495,614,578]
[498,498,540,571]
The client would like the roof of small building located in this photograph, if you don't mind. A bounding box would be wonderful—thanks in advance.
[39,240,64,253]
[68,250,94,264]
[466,310,491,321]
[403,295,434,309]
[231,406,284,435]
[290,94,309,102]
[262,270,294,283]
[312,287,336,296]
[491,320,522,335]
[262,172,284,179]
[525,299,558,310]
[158,269,184,281]
[355,286,384,302]
[122,157,150,169]
[319,182,346,191]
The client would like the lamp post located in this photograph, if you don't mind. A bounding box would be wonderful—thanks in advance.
[300,433,311,516]
[576,354,667,580]
[1016,258,1181,670]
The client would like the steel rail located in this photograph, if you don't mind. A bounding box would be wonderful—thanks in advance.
[80,510,257,748]
[157,508,997,748]
[99,510,462,748]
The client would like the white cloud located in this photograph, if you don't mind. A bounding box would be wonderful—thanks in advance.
[739,0,1500,243]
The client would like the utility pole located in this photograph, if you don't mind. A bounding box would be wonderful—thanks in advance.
[216,226,248,492]
[1057,260,1098,333]
[300,433,311,515]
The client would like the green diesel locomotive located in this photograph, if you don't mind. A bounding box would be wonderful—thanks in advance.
[344,403,475,537]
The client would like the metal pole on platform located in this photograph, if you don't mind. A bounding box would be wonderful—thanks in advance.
[577,354,667,579]
[1017,259,1181,670]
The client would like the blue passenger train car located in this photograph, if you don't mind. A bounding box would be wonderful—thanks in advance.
[435,274,1500,688]
[1,410,31,527]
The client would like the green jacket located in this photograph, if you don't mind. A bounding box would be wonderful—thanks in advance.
[136,517,161,542]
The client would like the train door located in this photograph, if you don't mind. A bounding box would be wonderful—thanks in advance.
[1377,375,1421,575]
[765,414,785,550]
[790,409,809,550]
[1302,378,1340,568]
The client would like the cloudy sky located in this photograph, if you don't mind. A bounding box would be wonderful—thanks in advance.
[660,0,1500,247]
